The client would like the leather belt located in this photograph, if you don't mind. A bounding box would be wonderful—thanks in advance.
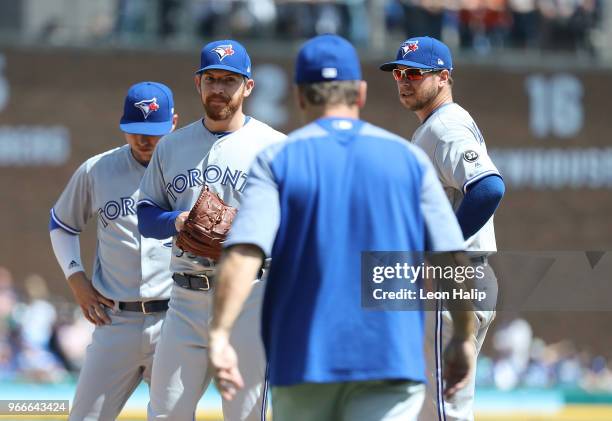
[173,273,212,291]
[469,255,488,265]
[118,299,169,314]
[173,268,266,291]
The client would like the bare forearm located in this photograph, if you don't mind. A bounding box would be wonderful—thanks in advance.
[67,270,89,291]
[211,244,264,337]
[447,306,475,340]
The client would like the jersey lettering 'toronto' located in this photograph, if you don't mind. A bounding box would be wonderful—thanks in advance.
[164,165,248,202]
[97,196,136,227]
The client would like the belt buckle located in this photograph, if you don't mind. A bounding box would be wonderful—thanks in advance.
[141,301,151,315]
[197,274,210,291]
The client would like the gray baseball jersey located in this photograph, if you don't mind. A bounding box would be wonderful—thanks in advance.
[138,118,286,274]
[411,102,500,252]
[51,144,173,301]
[412,103,499,421]
[138,117,286,421]
[51,144,173,421]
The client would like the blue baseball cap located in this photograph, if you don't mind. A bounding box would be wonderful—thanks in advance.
[119,82,174,136]
[195,40,252,78]
[295,34,362,84]
[380,36,453,71]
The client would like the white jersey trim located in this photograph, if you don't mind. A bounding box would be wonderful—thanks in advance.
[462,170,500,194]
[136,198,165,209]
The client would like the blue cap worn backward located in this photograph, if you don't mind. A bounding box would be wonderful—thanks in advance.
[295,34,362,84]
[196,40,252,78]
[119,81,175,136]
[380,36,453,72]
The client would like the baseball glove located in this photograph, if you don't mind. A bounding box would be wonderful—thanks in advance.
[176,185,237,261]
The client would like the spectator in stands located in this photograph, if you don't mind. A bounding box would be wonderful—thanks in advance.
[400,0,446,40]
[538,0,600,54]
[458,0,511,53]
[507,0,542,48]
[0,267,18,381]
[13,275,66,382]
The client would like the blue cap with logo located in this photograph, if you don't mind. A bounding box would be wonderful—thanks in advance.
[380,36,453,72]
[119,81,174,136]
[196,39,252,78]
[295,34,362,84]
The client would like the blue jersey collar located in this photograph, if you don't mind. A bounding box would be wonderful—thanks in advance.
[203,115,252,139]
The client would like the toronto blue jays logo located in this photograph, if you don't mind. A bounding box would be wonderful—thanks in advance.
[211,44,235,61]
[134,98,160,119]
[401,40,419,57]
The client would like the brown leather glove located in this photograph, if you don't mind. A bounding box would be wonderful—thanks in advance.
[176,185,237,261]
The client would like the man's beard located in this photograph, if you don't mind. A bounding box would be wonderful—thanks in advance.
[402,84,440,112]
[203,92,242,121]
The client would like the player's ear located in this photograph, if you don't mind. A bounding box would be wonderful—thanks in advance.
[357,81,367,109]
[171,113,179,132]
[439,70,450,87]
[294,86,306,111]
[194,74,202,94]
[242,78,255,98]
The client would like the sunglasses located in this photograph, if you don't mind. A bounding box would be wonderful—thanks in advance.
[392,68,440,81]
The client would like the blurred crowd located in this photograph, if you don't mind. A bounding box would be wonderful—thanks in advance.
[115,0,603,54]
[385,0,602,54]
[0,267,93,383]
[2,0,603,55]
[478,318,612,392]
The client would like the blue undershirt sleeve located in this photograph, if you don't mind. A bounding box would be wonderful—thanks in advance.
[137,203,182,239]
[455,174,505,239]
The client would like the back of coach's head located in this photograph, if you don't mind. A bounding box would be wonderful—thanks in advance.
[294,34,367,118]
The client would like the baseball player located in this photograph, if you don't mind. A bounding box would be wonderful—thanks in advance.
[49,81,178,420]
[136,40,286,421]
[208,34,476,421]
[380,36,506,421]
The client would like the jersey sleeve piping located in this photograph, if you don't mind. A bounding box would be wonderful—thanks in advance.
[50,208,80,234]
[136,198,167,210]
[463,170,502,193]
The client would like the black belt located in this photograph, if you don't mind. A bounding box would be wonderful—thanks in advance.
[173,268,265,291]
[470,255,488,264]
[173,273,212,291]
[118,299,169,314]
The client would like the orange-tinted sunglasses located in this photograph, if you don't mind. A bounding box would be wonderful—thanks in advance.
[392,68,440,81]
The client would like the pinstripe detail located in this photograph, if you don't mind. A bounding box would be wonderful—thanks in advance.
[439,307,447,421]
[435,299,447,421]
[261,363,269,421]
[434,299,442,421]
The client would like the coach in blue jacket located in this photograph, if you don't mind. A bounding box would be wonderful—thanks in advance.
[208,34,476,421]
